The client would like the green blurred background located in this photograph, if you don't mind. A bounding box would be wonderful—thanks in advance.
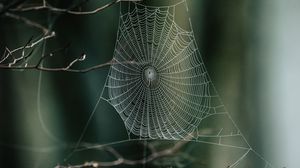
[1,0,299,167]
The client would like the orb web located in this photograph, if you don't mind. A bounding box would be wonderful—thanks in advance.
[103,2,215,139]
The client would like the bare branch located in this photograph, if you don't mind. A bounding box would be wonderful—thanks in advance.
[0,31,137,73]
[1,32,55,63]
[55,139,190,168]
[0,32,55,69]
[57,134,195,168]
[11,0,142,15]
[0,0,143,73]
[0,52,137,73]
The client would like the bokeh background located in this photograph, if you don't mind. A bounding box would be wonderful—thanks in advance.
[0,0,299,167]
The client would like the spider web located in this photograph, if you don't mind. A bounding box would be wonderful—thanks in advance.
[73,1,274,167]
[105,5,221,140]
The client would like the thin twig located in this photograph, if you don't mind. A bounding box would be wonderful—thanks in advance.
[0,32,55,64]
[11,0,142,15]
[0,59,137,73]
